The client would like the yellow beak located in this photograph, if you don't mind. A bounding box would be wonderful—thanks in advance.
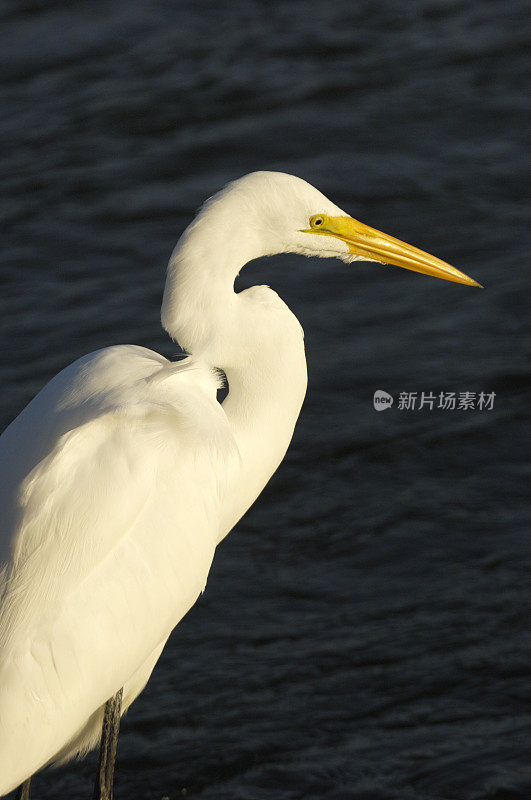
[302,214,482,287]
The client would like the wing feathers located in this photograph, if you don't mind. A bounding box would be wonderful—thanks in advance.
[0,346,238,792]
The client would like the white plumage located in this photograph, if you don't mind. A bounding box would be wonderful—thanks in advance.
[0,172,479,795]
[0,348,234,786]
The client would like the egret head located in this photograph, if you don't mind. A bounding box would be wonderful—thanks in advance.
[192,171,481,288]
[163,171,481,359]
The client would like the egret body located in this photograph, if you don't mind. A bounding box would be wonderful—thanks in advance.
[0,172,480,796]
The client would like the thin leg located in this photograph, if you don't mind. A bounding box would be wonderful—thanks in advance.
[92,687,123,800]
[15,778,31,800]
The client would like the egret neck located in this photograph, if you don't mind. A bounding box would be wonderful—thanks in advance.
[161,205,308,540]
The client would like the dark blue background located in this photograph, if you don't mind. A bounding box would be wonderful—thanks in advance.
[1,1,529,798]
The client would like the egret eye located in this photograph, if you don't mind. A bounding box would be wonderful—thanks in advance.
[310,214,325,229]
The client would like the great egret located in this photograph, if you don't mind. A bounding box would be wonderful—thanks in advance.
[0,171,480,799]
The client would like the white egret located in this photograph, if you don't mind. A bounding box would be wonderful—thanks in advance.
[0,171,480,799]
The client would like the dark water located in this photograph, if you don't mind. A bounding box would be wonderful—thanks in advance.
[1,1,530,798]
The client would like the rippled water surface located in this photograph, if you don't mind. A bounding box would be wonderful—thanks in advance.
[1,1,529,798]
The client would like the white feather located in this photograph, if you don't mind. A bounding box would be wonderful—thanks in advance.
[0,347,237,790]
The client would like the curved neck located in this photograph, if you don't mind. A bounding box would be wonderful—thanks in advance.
[162,222,307,539]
